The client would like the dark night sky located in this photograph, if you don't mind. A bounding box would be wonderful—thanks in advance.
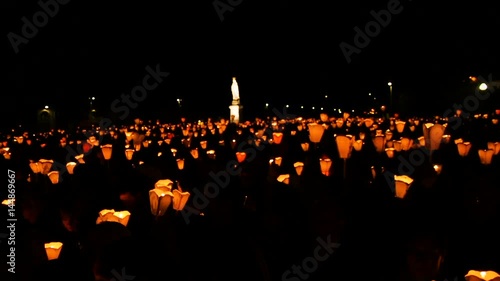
[4,0,500,127]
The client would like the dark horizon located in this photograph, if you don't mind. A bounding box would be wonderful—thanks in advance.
[5,0,500,128]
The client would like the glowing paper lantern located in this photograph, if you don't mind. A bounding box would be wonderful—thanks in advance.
[176,159,185,170]
[172,189,190,211]
[433,164,442,175]
[372,135,386,153]
[39,159,54,175]
[75,154,85,164]
[96,209,131,227]
[155,179,174,193]
[385,130,393,141]
[112,211,131,226]
[478,149,494,165]
[319,158,332,176]
[274,157,283,166]
[29,161,42,174]
[125,149,134,160]
[353,140,363,151]
[207,150,216,160]
[277,174,290,185]
[294,162,304,176]
[272,132,284,144]
[170,148,177,157]
[400,137,413,151]
[47,171,59,184]
[487,142,500,155]
[394,175,413,199]
[308,123,325,143]
[465,270,500,281]
[301,143,310,152]
[45,242,63,260]
[100,144,113,160]
[422,123,445,152]
[2,199,14,205]
[149,189,174,216]
[66,162,77,175]
[395,121,406,133]
[442,135,451,144]
[457,142,472,157]
[364,118,374,128]
[385,148,395,159]
[235,152,246,163]
[335,135,353,159]
[418,136,426,147]
[190,148,199,159]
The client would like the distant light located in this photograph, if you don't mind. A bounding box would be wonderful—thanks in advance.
[388,82,392,86]
[352,110,354,112]
[44,105,49,109]
[324,95,328,99]
[479,83,488,91]
[177,99,180,102]
[368,93,371,96]
[300,105,304,109]
[469,76,477,82]
[320,107,323,111]
[339,109,342,113]
[265,103,269,107]
[286,105,289,108]
[312,107,315,110]
[92,97,95,100]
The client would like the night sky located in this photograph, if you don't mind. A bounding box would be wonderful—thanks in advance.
[5,0,500,127]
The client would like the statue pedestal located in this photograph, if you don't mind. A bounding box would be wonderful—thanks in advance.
[229,101,242,124]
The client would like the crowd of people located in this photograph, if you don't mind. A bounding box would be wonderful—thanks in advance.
[1,110,499,281]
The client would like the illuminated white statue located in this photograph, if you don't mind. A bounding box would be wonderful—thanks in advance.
[231,77,240,101]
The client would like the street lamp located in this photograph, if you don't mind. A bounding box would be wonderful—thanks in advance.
[388,82,393,110]
[479,83,488,91]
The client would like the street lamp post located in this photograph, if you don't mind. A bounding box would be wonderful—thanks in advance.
[388,82,393,111]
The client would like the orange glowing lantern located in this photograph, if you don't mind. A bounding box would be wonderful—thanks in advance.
[47,171,59,184]
[308,123,325,143]
[172,188,190,211]
[277,174,290,185]
[149,189,174,216]
[394,175,413,199]
[272,132,284,144]
[465,270,500,281]
[457,141,472,157]
[294,162,304,176]
[66,162,77,175]
[319,158,332,176]
[45,242,63,260]
[125,149,134,160]
[236,152,247,163]
[100,144,113,160]
[385,148,395,159]
[478,149,494,165]
[176,159,185,170]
